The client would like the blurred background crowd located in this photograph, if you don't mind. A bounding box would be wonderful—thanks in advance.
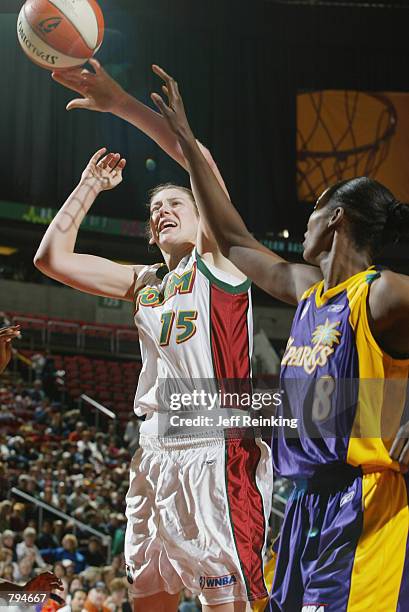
[0,346,208,611]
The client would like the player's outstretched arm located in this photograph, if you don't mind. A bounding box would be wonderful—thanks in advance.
[151,67,321,305]
[34,149,142,301]
[51,61,223,185]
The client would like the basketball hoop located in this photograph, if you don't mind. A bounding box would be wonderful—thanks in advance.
[297,91,397,202]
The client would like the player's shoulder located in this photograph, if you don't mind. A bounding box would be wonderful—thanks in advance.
[371,268,409,294]
[368,269,409,321]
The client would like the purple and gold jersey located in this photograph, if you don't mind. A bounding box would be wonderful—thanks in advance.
[268,267,409,612]
[274,266,409,480]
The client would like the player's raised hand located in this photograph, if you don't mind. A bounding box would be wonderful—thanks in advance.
[51,59,125,112]
[390,422,409,472]
[81,148,126,191]
[150,65,195,144]
[0,325,20,374]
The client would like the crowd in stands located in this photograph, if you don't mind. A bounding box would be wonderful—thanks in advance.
[0,344,203,611]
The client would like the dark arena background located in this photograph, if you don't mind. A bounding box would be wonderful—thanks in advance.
[0,0,409,610]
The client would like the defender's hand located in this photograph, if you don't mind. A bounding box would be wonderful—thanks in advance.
[81,148,126,191]
[52,59,126,113]
[150,65,195,144]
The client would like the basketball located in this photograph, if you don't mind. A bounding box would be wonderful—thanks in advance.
[17,0,104,70]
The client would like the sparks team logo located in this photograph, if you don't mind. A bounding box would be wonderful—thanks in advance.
[282,318,342,375]
[311,319,341,347]
[199,573,237,589]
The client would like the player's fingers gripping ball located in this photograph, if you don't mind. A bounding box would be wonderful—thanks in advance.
[17,0,104,70]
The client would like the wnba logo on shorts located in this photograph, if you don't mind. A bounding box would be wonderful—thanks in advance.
[199,573,237,589]
[37,17,62,35]
[302,605,327,612]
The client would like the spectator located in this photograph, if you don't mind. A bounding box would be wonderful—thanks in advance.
[29,379,45,403]
[16,527,46,568]
[123,419,141,455]
[101,556,123,588]
[53,562,66,580]
[110,516,126,558]
[12,555,34,584]
[59,588,88,612]
[41,486,59,507]
[0,563,13,581]
[82,538,105,568]
[40,535,85,574]
[80,566,102,588]
[1,530,16,560]
[30,353,46,379]
[62,559,76,580]
[37,521,59,550]
[9,503,26,533]
[0,548,12,576]
[68,575,84,593]
[68,422,86,443]
[42,353,57,400]
[67,482,89,512]
[53,521,65,544]
[104,578,129,612]
[0,501,12,531]
[83,584,108,612]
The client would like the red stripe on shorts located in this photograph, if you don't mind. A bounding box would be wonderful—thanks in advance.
[225,438,267,600]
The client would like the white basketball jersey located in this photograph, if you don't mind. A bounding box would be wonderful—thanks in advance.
[133,249,253,431]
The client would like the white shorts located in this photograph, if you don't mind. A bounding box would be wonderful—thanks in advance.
[125,433,273,606]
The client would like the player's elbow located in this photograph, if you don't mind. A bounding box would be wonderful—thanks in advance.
[33,249,56,277]
[33,250,48,272]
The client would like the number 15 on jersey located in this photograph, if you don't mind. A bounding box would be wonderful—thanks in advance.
[159,310,198,346]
